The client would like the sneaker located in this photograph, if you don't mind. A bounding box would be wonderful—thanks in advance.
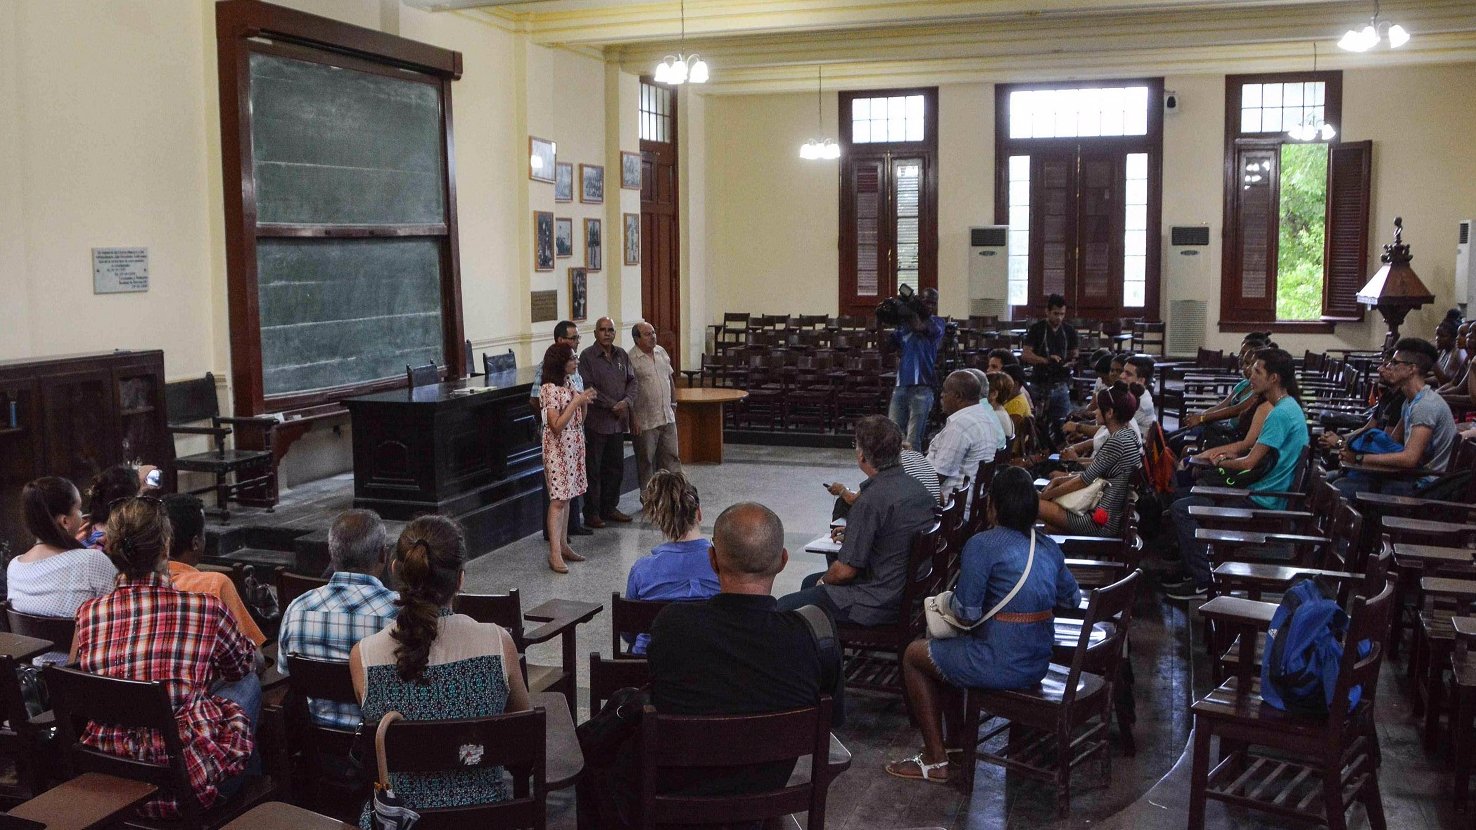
[1165,584,1208,601]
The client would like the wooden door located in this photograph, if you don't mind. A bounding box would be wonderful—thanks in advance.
[40,368,118,486]
[641,109,680,369]
[840,153,932,317]
[1026,147,1126,319]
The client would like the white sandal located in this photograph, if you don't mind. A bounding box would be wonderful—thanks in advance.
[884,753,951,783]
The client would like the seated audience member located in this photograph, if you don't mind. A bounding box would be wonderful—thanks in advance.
[624,471,718,654]
[985,371,1018,449]
[1166,348,1309,601]
[927,371,1002,497]
[9,477,116,662]
[886,467,1081,783]
[1120,354,1158,436]
[1438,323,1476,403]
[581,502,842,829]
[1063,353,1121,440]
[1434,312,1463,387]
[1038,383,1143,538]
[350,516,530,823]
[72,496,260,819]
[78,464,143,549]
[162,494,266,649]
[1178,339,1265,453]
[279,509,399,729]
[1333,337,1456,496]
[1001,363,1034,419]
[965,368,1010,454]
[1318,374,1404,456]
[828,447,941,510]
[777,416,936,625]
[649,502,843,791]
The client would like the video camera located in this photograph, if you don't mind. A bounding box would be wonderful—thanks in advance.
[875,284,930,327]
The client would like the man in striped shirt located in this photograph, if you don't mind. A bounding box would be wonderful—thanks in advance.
[277,509,399,729]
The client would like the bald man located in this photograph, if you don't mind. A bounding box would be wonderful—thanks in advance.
[579,316,638,525]
[926,370,1002,498]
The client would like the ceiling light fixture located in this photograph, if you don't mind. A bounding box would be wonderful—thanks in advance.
[653,0,708,85]
[1287,42,1337,142]
[800,66,840,160]
[1338,0,1410,52]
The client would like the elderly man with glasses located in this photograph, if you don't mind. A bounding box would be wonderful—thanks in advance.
[1332,337,1457,497]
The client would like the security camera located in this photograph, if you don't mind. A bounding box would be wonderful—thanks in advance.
[1164,91,1179,113]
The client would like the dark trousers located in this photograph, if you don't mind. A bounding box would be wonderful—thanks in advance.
[585,429,626,520]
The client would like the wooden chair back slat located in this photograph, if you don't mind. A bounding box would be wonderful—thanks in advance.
[4,604,74,654]
[1331,582,1394,713]
[276,571,328,616]
[406,363,439,388]
[454,591,526,648]
[588,653,650,715]
[610,593,673,656]
[164,372,221,425]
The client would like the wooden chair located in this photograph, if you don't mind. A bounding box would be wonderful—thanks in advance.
[165,373,279,520]
[836,523,942,696]
[3,604,74,656]
[275,570,328,616]
[1130,321,1165,356]
[588,653,650,716]
[0,654,52,802]
[609,593,673,657]
[483,349,517,376]
[455,591,593,710]
[376,708,548,830]
[1186,582,1393,830]
[464,340,479,377]
[405,363,440,388]
[961,569,1142,816]
[45,665,279,828]
[281,654,366,817]
[638,697,835,830]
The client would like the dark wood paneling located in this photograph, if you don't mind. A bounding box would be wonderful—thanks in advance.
[640,79,681,368]
[1323,140,1372,321]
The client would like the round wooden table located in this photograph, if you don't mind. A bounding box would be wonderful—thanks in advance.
[674,388,747,464]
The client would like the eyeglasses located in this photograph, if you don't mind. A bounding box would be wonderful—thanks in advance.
[109,495,163,511]
[1381,357,1418,368]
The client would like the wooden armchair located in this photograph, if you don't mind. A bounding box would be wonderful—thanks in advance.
[165,373,278,521]
[588,653,651,716]
[281,655,365,817]
[455,592,601,711]
[836,523,942,697]
[483,349,517,376]
[405,363,440,388]
[609,594,673,657]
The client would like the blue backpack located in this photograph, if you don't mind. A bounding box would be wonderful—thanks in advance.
[1260,578,1367,716]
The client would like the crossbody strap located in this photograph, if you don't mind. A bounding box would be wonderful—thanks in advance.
[949,530,1037,631]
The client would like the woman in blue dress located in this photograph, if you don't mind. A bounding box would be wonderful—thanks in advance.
[886,466,1081,783]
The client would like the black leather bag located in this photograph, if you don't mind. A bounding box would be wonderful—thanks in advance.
[577,686,650,768]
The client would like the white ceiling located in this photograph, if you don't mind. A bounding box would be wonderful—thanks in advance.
[401,0,1476,93]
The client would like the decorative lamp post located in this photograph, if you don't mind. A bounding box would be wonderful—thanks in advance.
[1356,217,1434,353]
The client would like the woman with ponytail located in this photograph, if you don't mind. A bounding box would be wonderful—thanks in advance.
[1038,382,1143,538]
[350,515,530,825]
[623,471,717,654]
[71,495,260,819]
[8,478,116,660]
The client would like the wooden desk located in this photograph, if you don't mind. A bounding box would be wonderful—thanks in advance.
[221,802,354,830]
[1198,596,1277,691]
[674,388,747,464]
[7,773,157,830]
[530,691,584,790]
[1212,563,1359,601]
[0,633,53,664]
[341,368,543,553]
[522,599,603,709]
[1393,543,1475,567]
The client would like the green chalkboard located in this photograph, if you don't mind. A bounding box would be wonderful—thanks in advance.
[249,52,446,225]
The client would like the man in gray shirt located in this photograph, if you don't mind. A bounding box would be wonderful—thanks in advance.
[778,416,936,626]
[1337,337,1456,496]
[580,317,638,525]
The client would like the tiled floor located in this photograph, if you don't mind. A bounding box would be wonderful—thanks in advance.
[240,445,1462,829]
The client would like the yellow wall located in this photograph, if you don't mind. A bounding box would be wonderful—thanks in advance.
[694,64,1476,355]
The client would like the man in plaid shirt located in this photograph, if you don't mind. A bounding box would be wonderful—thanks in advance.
[278,510,399,728]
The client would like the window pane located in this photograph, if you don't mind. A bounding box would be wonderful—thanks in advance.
[907,95,925,141]
[853,98,870,120]
[1009,255,1028,280]
[1126,203,1147,231]
[1241,108,1261,133]
[1008,154,1029,180]
[1009,179,1030,207]
[1126,178,1148,206]
[1009,91,1030,138]
[1124,280,1146,307]
[1124,229,1147,257]
[1311,82,1325,106]
[1263,83,1282,108]
[1100,87,1125,135]
[1008,269,1028,306]
[1009,229,1030,251]
[1033,95,1054,138]
[1284,82,1303,108]
[1055,89,1077,137]
[1276,142,1329,320]
[1242,84,1262,108]
[1124,86,1149,135]
[1126,152,1148,181]
[1079,92,1102,137]
[1262,106,1282,132]
[1124,255,1146,282]
[1009,205,1030,230]
[853,119,871,143]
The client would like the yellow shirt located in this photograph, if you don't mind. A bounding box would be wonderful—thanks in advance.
[1003,394,1032,420]
[167,561,268,647]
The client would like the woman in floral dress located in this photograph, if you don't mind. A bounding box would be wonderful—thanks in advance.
[541,342,598,573]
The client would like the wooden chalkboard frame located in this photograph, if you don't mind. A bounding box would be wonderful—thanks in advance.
[216,0,465,416]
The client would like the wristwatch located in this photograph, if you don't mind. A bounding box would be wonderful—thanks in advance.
[1355,453,1365,464]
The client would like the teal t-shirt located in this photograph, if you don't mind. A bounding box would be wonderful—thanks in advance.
[1250,396,1309,508]
[1230,379,1252,404]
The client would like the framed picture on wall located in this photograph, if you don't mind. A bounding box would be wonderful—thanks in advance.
[554,162,574,202]
[569,267,588,322]
[533,210,555,271]
[555,217,574,258]
[580,163,604,204]
[529,136,556,183]
[621,151,641,190]
[623,212,641,266]
[585,218,602,272]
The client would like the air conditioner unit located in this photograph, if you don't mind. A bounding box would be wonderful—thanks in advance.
[1166,226,1211,355]
[967,225,1008,318]
[1457,220,1473,310]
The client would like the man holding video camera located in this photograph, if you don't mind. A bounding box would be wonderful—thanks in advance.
[880,286,944,450]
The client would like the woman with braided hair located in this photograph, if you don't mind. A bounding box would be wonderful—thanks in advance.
[622,471,718,654]
[71,495,260,819]
[8,478,116,662]
[349,515,529,826]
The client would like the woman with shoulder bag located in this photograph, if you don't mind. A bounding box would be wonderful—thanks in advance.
[1037,382,1144,538]
[885,467,1081,784]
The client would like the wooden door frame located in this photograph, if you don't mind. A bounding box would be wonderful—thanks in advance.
[639,78,680,369]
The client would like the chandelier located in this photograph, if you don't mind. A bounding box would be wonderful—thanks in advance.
[653,0,708,85]
[1338,0,1410,52]
[799,66,840,160]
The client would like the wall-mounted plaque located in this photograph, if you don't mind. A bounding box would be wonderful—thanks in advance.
[93,247,149,294]
[531,290,558,323]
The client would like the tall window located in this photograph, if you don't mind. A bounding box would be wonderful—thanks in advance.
[1221,73,1370,330]
[838,88,938,316]
[995,80,1163,321]
[640,82,673,142]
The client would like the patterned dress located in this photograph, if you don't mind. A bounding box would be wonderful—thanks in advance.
[358,611,513,828]
[541,381,588,500]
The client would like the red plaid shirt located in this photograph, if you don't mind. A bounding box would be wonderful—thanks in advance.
[74,573,258,818]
